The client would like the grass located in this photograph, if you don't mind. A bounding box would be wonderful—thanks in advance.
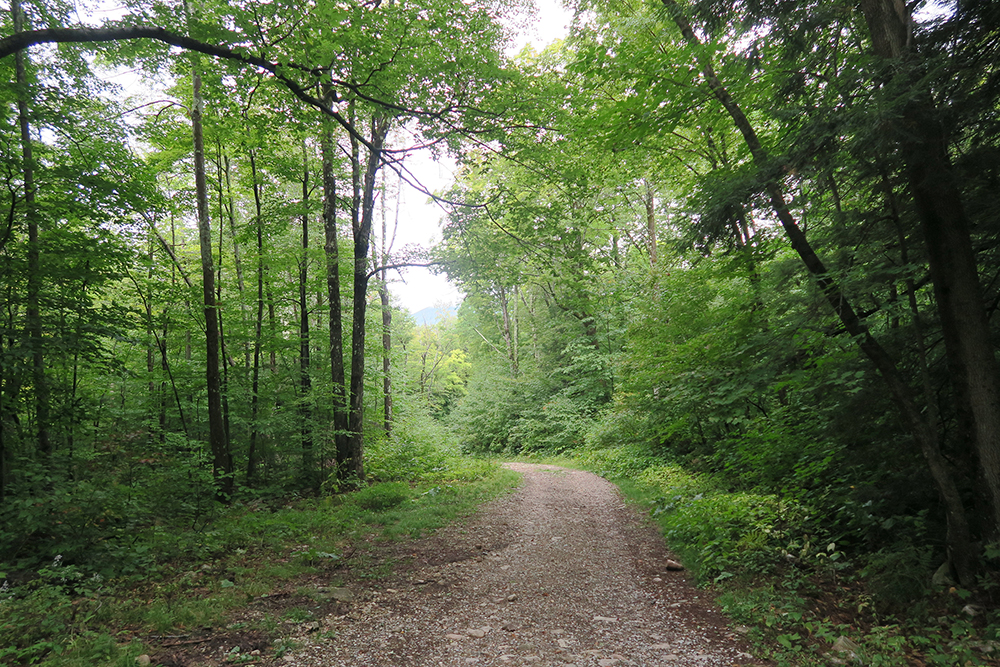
[523,446,1000,667]
[0,453,520,667]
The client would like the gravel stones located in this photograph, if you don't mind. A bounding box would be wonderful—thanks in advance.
[277,463,766,666]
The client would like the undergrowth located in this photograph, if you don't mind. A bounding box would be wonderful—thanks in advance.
[555,445,1000,667]
[0,446,517,667]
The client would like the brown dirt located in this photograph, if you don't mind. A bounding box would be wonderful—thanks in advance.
[149,463,771,667]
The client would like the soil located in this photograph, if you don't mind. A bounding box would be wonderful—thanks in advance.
[148,463,771,667]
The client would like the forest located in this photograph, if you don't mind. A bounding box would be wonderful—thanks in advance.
[2,0,1000,664]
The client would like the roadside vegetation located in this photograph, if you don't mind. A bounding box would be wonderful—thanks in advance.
[0,442,517,666]
[516,445,1000,667]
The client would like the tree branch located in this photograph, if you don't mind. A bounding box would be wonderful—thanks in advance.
[0,26,378,151]
[366,259,441,280]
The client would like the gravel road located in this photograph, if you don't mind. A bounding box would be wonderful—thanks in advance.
[285,463,769,667]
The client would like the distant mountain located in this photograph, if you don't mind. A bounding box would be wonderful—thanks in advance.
[411,304,457,326]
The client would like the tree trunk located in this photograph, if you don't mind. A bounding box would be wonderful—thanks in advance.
[498,284,519,376]
[299,143,315,488]
[344,113,390,482]
[247,149,264,486]
[187,8,232,501]
[379,182,393,436]
[860,0,1000,549]
[12,0,50,460]
[379,280,392,436]
[320,119,351,479]
[644,178,657,266]
[215,173,232,453]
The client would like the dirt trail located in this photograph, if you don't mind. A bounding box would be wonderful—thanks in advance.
[273,463,768,667]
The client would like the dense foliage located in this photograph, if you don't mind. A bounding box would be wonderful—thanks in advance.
[3,0,1000,664]
[432,0,1000,661]
[0,0,519,563]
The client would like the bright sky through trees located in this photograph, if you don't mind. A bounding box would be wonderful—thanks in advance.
[390,0,572,315]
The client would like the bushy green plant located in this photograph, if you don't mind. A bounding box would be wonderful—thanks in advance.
[572,443,662,478]
[508,395,592,454]
[350,482,411,511]
[0,557,106,664]
[585,403,652,450]
[451,361,522,453]
[365,437,449,483]
[653,489,806,584]
[860,542,934,613]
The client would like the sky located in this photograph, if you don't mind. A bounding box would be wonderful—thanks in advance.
[388,0,573,315]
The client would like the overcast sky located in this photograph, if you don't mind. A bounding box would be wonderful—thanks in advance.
[390,0,573,314]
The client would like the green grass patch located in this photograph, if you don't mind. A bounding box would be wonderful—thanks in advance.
[0,453,517,667]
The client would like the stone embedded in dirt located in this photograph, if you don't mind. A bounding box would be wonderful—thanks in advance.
[649,643,672,649]
[502,622,519,631]
[467,628,487,638]
[593,616,619,622]
[665,559,684,571]
[320,588,354,602]
[135,656,151,666]
[932,561,956,588]
[445,633,467,641]
[963,604,984,617]
[506,594,518,602]
[971,640,1000,654]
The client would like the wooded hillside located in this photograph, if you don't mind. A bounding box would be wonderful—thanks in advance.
[2,0,1000,664]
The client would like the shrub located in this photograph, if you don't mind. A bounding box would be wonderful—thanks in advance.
[572,443,662,478]
[860,542,934,613]
[365,437,449,483]
[350,482,411,511]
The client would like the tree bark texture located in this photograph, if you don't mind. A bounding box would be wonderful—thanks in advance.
[299,144,314,487]
[247,150,264,485]
[321,122,351,478]
[189,34,233,501]
[345,115,390,483]
[12,0,50,460]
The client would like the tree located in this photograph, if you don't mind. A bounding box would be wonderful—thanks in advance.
[857,0,1000,549]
